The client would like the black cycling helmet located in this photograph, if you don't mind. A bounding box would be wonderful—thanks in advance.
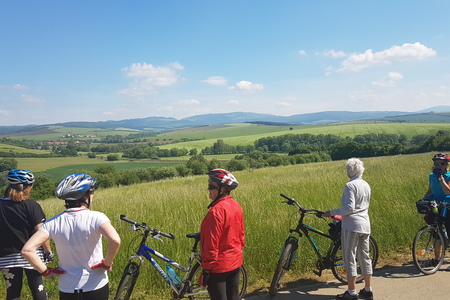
[55,173,97,201]
[207,169,239,191]
[432,153,450,161]
[6,169,35,185]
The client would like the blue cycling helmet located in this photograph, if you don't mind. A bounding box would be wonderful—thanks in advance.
[6,169,35,185]
[55,173,97,201]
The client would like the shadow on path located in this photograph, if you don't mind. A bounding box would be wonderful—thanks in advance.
[245,262,450,300]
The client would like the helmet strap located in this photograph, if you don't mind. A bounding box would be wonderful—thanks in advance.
[207,185,229,208]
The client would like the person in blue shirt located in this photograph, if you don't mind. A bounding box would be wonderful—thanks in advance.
[423,153,450,269]
[424,153,450,203]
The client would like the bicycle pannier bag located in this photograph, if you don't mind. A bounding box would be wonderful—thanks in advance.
[416,200,432,214]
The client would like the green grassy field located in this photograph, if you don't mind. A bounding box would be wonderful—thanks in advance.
[1,152,435,299]
[157,122,450,150]
[4,125,140,141]
[0,143,52,154]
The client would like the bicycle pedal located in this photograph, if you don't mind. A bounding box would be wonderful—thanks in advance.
[313,270,322,276]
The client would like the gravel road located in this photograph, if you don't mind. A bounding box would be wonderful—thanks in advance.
[244,261,450,300]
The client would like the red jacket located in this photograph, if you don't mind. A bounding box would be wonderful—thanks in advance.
[200,195,245,273]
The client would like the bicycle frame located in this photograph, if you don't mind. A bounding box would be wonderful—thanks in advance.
[285,203,338,273]
[121,215,207,298]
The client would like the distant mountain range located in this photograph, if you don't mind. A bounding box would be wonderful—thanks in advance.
[1,106,450,136]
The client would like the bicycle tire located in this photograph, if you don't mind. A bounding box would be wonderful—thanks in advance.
[114,261,141,300]
[412,225,445,275]
[331,235,379,283]
[269,241,296,297]
[186,262,247,300]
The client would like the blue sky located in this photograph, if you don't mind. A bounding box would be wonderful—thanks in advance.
[1,1,449,126]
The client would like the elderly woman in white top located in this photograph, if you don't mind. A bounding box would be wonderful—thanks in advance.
[323,158,373,300]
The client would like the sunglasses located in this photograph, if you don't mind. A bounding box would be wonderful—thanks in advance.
[434,162,448,166]
[208,184,219,190]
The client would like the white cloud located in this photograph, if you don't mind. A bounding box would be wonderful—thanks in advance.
[277,102,292,107]
[372,71,404,87]
[0,110,10,116]
[338,42,436,72]
[202,76,227,86]
[0,84,29,90]
[227,99,240,105]
[20,94,45,103]
[298,50,307,56]
[228,80,264,91]
[320,50,347,58]
[121,62,184,96]
[178,99,200,105]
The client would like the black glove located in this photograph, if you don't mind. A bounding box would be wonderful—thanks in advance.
[199,270,210,287]
[433,168,442,178]
[43,252,54,264]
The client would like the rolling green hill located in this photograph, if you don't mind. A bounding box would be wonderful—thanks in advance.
[157,122,450,150]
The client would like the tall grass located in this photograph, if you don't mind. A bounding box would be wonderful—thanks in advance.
[0,152,437,299]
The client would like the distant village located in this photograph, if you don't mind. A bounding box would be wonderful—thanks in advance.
[41,133,100,145]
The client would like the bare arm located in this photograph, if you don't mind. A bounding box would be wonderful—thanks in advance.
[98,221,121,267]
[21,231,50,274]
[439,176,450,195]
[34,222,52,253]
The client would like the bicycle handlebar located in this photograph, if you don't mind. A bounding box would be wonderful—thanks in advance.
[279,194,330,218]
[120,214,175,239]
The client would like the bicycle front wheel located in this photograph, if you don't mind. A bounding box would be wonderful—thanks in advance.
[413,225,445,275]
[331,235,379,284]
[186,262,247,300]
[114,261,141,300]
[269,241,296,297]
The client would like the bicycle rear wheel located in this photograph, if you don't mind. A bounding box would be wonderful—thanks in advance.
[412,225,445,275]
[114,261,141,300]
[331,235,379,283]
[269,241,296,297]
[186,262,247,300]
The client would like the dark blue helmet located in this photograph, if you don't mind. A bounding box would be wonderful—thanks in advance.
[6,169,35,185]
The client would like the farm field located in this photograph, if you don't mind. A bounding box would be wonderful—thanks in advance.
[0,143,51,154]
[2,125,140,141]
[1,152,435,299]
[157,122,450,150]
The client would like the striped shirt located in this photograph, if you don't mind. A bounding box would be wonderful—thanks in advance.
[0,248,44,269]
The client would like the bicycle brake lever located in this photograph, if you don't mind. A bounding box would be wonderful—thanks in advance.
[125,225,139,231]
[153,233,164,242]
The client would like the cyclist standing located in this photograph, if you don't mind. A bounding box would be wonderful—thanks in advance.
[22,173,121,300]
[200,169,245,300]
[1,169,52,300]
[423,153,450,223]
[323,158,373,300]
[423,153,450,267]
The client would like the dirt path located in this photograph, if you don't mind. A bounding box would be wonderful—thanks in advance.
[244,262,450,300]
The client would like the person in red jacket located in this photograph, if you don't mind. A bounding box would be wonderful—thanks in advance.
[200,169,245,300]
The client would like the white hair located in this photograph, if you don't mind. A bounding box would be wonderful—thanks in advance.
[346,158,365,178]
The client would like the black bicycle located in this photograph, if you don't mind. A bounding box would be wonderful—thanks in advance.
[115,215,248,300]
[413,200,450,275]
[269,194,379,297]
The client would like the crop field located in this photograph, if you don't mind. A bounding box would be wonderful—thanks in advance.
[156,123,305,140]
[1,152,436,299]
[157,122,450,150]
[0,143,50,154]
[5,125,140,141]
